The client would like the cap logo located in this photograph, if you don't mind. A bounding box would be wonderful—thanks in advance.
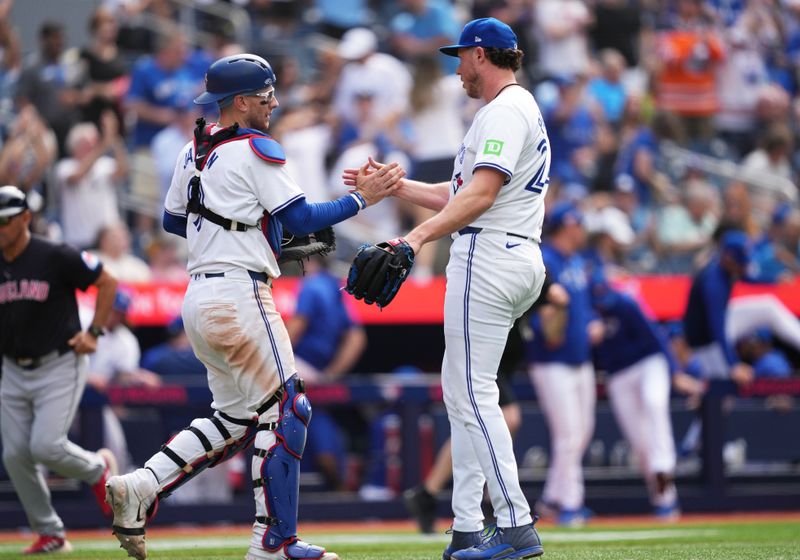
[474,36,482,42]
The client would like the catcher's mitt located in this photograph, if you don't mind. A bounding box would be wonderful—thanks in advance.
[277,226,336,264]
[345,238,415,308]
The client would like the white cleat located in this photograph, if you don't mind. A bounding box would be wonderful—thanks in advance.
[105,471,157,560]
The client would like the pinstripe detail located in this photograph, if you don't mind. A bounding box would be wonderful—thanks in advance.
[462,233,516,525]
[251,280,285,384]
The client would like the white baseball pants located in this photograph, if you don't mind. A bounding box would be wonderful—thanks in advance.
[442,231,545,532]
[606,353,677,507]
[529,361,595,511]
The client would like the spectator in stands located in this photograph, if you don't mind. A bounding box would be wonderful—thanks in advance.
[388,0,460,74]
[534,0,593,80]
[583,204,636,277]
[0,18,20,135]
[404,54,468,279]
[150,99,199,202]
[79,6,129,135]
[651,0,726,146]
[332,27,413,134]
[587,49,628,127]
[735,327,793,379]
[94,222,152,283]
[683,229,755,385]
[751,205,800,283]
[126,28,198,149]
[614,105,684,208]
[85,289,161,473]
[655,178,719,273]
[526,202,601,527]
[714,26,770,158]
[54,111,128,250]
[611,175,657,272]
[544,74,604,191]
[16,21,82,156]
[741,122,796,185]
[313,0,372,39]
[144,235,188,283]
[720,181,761,238]
[286,255,368,491]
[0,105,56,195]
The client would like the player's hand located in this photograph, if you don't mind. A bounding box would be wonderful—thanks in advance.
[68,331,99,354]
[672,371,707,398]
[731,362,755,386]
[587,319,605,345]
[355,160,405,207]
[342,156,389,187]
[546,283,570,308]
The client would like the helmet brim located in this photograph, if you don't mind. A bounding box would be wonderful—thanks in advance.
[194,91,229,105]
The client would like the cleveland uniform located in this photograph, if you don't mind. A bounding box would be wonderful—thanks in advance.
[443,83,548,532]
[0,238,108,539]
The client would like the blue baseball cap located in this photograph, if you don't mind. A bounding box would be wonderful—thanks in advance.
[439,17,518,57]
[720,230,752,266]
[544,201,583,233]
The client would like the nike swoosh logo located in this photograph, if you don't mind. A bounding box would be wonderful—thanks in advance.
[505,242,521,249]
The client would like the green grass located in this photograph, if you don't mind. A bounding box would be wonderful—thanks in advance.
[0,520,798,559]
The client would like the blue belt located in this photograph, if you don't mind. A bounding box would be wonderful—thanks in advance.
[458,226,528,240]
[198,270,270,283]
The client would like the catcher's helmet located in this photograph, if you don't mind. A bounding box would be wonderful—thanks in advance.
[194,54,276,105]
[0,185,28,218]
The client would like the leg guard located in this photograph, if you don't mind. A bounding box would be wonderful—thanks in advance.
[145,387,283,502]
[253,375,315,553]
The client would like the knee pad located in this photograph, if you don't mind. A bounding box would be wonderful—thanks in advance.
[252,375,312,551]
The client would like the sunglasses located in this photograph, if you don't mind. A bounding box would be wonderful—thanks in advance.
[246,89,275,105]
[0,213,21,227]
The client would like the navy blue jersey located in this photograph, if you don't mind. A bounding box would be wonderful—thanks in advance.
[683,257,736,364]
[593,291,678,375]
[0,236,102,358]
[293,271,356,371]
[525,244,593,365]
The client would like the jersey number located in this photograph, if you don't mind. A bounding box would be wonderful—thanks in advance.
[524,138,550,194]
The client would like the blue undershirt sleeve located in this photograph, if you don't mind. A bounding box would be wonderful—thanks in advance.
[274,194,361,236]
[163,211,187,238]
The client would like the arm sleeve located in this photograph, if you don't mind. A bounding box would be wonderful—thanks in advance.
[702,270,737,365]
[163,211,187,238]
[274,194,360,236]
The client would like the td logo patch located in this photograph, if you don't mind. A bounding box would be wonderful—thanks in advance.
[483,139,504,156]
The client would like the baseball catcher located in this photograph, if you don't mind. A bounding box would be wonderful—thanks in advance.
[345,237,415,307]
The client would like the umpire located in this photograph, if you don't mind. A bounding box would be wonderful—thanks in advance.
[0,185,119,554]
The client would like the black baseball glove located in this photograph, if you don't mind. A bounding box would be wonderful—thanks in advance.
[277,226,336,264]
[345,238,415,308]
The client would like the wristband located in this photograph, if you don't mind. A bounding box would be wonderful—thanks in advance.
[349,191,367,210]
[88,325,106,338]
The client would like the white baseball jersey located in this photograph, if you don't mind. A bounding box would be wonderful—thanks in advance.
[165,127,304,279]
[450,85,550,241]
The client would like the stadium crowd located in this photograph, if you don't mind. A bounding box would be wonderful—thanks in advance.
[3,0,800,520]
